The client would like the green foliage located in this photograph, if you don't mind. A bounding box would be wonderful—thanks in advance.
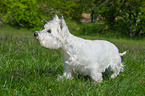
[0,0,144,37]
[0,0,83,28]
[135,1,145,35]
[0,0,44,28]
[39,0,83,21]
[98,0,119,26]
[82,0,145,36]
[102,0,145,36]
[121,0,145,36]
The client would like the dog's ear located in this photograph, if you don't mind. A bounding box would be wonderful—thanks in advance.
[54,15,59,21]
[60,16,66,29]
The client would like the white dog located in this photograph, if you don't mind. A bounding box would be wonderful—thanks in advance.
[34,15,126,82]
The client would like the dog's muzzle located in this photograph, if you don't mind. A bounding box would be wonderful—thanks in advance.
[34,31,38,38]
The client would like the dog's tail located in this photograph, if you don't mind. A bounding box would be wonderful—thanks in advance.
[119,51,126,56]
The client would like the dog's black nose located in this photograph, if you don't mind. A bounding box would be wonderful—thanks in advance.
[34,32,38,37]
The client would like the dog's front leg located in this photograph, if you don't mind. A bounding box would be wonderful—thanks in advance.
[63,63,73,79]
[90,69,103,82]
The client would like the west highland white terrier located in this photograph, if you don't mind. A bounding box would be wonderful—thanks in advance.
[34,15,126,82]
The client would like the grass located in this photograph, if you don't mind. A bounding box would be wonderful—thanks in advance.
[0,24,145,96]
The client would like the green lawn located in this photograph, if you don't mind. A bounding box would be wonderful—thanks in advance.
[0,24,145,95]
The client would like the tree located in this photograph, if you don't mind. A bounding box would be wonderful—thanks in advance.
[119,0,145,36]
[0,0,44,28]
[83,0,145,36]
[49,0,83,21]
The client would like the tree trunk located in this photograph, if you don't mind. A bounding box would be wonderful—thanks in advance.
[91,10,95,23]
[129,12,134,37]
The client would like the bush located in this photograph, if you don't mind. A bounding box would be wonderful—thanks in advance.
[48,0,83,21]
[0,0,83,28]
[0,0,44,28]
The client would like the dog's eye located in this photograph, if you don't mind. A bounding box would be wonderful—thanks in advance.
[47,30,51,33]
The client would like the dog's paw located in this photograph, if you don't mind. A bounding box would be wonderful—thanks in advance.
[57,74,73,80]
[57,74,63,80]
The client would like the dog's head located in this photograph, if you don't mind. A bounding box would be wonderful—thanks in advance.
[34,15,68,49]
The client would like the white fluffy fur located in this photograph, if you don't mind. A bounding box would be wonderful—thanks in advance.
[35,15,126,82]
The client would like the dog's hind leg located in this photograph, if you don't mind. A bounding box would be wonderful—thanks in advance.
[110,56,124,78]
[110,63,124,78]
